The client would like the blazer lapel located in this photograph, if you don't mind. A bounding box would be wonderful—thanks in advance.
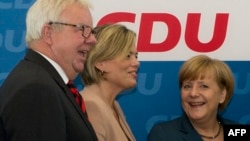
[114,101,136,141]
[179,115,203,141]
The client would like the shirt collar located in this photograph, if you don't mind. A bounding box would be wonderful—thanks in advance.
[35,51,69,84]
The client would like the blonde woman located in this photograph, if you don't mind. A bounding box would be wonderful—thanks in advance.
[80,24,139,141]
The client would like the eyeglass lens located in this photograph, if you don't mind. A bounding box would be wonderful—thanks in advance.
[83,27,92,38]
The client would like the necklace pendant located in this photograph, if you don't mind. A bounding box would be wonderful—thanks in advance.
[199,121,222,139]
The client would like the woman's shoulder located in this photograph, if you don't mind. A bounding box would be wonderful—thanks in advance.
[147,115,195,141]
[218,116,239,125]
[150,115,184,131]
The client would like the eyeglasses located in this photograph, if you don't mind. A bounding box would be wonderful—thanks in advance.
[48,21,96,38]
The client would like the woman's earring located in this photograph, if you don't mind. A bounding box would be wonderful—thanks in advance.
[101,70,104,76]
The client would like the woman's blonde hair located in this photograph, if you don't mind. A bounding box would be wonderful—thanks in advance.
[81,23,136,85]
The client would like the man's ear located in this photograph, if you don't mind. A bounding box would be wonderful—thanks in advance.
[42,24,53,45]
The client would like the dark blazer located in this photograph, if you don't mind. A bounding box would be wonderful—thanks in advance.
[0,49,98,141]
[147,114,237,141]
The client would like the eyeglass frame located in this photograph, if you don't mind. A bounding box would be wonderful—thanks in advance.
[48,21,96,38]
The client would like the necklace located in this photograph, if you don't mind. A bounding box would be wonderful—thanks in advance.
[199,122,221,139]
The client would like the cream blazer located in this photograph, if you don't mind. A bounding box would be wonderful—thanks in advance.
[81,92,136,141]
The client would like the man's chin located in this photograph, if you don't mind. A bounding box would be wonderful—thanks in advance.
[74,66,84,73]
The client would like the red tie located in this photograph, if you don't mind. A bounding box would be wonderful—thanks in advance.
[67,80,86,113]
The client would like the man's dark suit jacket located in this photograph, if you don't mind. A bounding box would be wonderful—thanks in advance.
[0,49,98,141]
[147,114,237,141]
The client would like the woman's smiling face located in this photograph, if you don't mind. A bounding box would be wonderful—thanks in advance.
[181,73,226,121]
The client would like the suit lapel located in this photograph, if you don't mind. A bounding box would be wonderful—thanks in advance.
[25,49,97,140]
